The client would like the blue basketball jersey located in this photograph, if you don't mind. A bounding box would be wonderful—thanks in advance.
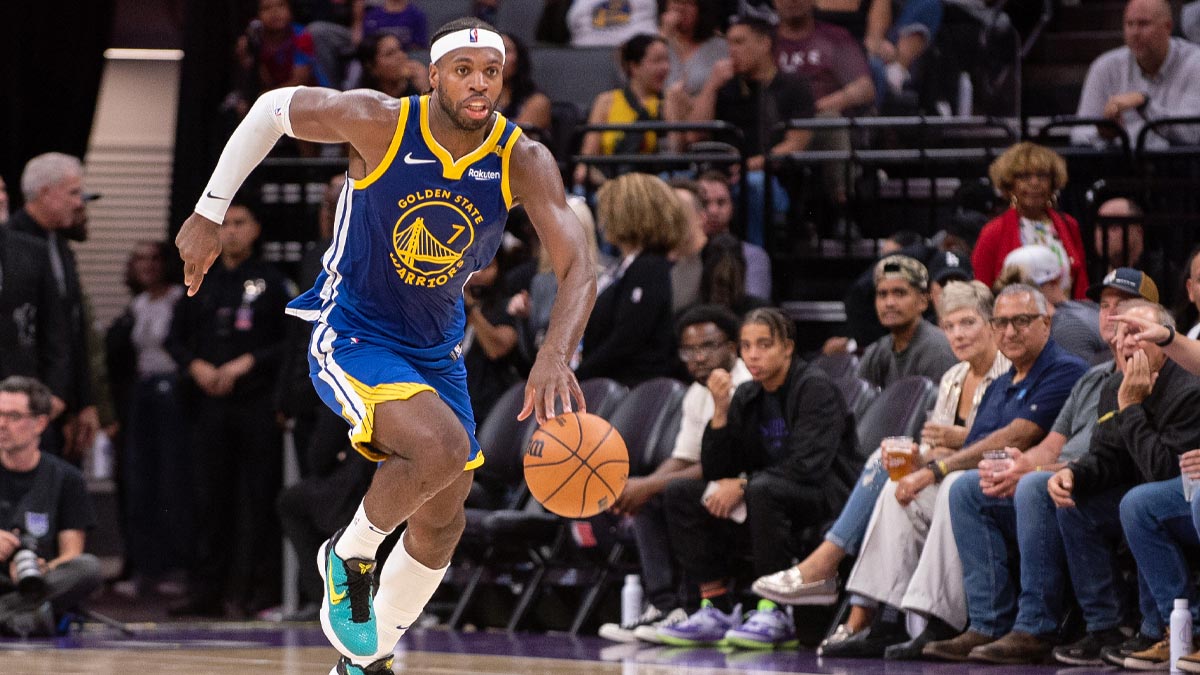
[287,95,523,359]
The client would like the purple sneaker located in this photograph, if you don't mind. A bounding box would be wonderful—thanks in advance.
[724,599,799,650]
[657,600,742,647]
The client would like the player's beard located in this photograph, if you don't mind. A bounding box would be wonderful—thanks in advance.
[435,82,493,132]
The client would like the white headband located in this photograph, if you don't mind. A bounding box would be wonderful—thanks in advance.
[430,28,506,66]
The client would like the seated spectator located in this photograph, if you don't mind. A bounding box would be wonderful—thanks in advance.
[657,308,859,650]
[507,196,610,367]
[356,32,424,98]
[749,257,956,644]
[1178,246,1200,339]
[574,34,674,188]
[775,0,875,116]
[668,180,709,315]
[857,255,958,388]
[832,283,1123,660]
[358,0,428,49]
[688,15,814,247]
[937,299,1200,666]
[699,234,772,317]
[576,173,687,386]
[497,34,552,134]
[1071,0,1200,149]
[927,249,974,315]
[1093,197,1174,302]
[597,304,751,642]
[104,242,191,598]
[997,245,1108,364]
[302,0,358,88]
[972,142,1088,299]
[462,257,521,424]
[697,171,771,300]
[228,0,326,119]
[660,0,728,97]
[0,376,101,637]
[567,0,660,47]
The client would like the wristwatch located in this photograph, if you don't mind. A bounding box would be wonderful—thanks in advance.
[1155,323,1176,347]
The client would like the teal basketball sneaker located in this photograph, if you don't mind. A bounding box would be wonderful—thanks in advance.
[330,654,395,675]
[319,528,379,657]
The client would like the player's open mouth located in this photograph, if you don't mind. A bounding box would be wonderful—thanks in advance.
[463,99,491,119]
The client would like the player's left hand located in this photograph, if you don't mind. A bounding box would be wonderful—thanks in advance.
[177,212,222,296]
[519,354,586,425]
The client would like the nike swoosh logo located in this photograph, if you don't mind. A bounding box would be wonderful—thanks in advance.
[403,152,436,165]
[206,190,229,200]
[328,554,347,604]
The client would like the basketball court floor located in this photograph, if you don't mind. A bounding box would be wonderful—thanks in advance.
[1,622,1125,674]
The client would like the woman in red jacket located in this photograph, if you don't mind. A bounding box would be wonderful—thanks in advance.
[971,142,1088,299]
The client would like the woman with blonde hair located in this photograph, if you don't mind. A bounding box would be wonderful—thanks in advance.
[575,173,689,385]
[971,142,1089,299]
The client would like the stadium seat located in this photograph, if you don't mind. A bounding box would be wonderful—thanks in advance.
[527,46,620,112]
[855,376,937,461]
[811,352,861,383]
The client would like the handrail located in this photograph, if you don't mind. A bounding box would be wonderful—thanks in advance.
[1135,116,1200,156]
[1034,116,1134,165]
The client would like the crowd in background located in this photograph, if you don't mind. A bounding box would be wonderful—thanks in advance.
[3,2,1200,669]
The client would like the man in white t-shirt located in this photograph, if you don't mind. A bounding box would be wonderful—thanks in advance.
[598,304,751,643]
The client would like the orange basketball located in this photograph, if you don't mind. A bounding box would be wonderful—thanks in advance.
[523,412,628,518]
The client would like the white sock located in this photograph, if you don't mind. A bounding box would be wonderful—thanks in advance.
[334,501,393,561]
[369,531,448,660]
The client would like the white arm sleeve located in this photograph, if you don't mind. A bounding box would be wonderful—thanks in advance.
[194,86,301,223]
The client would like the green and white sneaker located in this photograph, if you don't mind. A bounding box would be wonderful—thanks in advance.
[318,528,379,658]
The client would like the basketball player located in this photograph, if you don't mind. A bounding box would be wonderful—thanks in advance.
[176,18,596,675]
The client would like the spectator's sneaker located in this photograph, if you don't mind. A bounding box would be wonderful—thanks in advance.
[1102,633,1158,667]
[318,528,379,658]
[723,599,799,650]
[1053,628,1126,666]
[330,655,394,675]
[657,600,742,647]
[633,608,690,644]
[1177,648,1200,673]
[751,567,839,606]
[1125,636,1171,670]
[599,605,665,643]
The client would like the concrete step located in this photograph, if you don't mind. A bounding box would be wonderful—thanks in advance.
[1026,29,1123,64]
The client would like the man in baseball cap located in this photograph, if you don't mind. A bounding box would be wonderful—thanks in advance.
[857,255,958,390]
[1086,267,1160,304]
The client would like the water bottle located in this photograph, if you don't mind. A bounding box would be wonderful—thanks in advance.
[957,72,974,117]
[620,574,643,627]
[1171,598,1192,672]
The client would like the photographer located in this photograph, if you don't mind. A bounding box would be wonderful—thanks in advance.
[0,376,100,636]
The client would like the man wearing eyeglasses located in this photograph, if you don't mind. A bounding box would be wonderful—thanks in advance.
[0,376,100,637]
[913,283,1088,661]
[599,304,751,644]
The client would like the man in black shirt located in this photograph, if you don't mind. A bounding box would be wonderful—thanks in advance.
[167,202,292,617]
[7,153,100,461]
[0,376,100,637]
[687,15,814,247]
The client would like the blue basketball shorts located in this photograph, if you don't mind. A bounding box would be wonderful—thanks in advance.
[306,322,482,469]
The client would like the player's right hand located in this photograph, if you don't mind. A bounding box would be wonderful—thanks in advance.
[177,212,222,296]
[519,354,586,425]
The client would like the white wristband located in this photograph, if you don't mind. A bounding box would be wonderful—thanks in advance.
[194,86,301,223]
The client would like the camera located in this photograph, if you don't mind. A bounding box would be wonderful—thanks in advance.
[11,534,45,600]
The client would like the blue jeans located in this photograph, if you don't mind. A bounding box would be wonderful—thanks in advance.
[1122,478,1200,638]
[951,470,1074,636]
[1055,484,1127,635]
[735,170,789,248]
[825,452,888,556]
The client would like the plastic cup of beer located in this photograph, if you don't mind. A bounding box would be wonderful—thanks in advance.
[882,436,918,481]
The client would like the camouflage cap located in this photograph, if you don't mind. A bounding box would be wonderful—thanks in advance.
[874,254,929,292]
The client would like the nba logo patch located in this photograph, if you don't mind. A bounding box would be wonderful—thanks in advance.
[24,512,49,538]
[469,28,478,42]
